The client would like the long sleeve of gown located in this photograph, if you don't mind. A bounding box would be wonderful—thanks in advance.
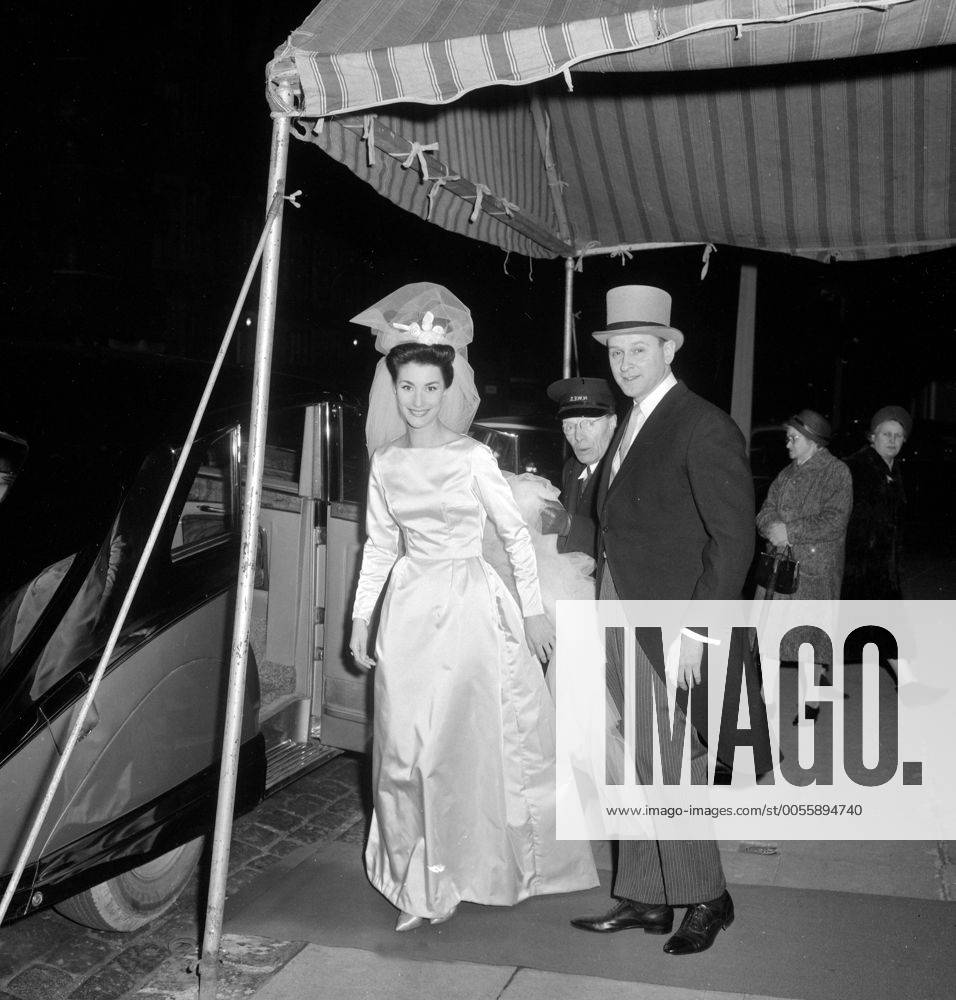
[352,453,401,623]
[472,444,544,618]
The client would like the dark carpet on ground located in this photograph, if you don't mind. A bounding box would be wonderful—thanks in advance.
[225,841,955,1000]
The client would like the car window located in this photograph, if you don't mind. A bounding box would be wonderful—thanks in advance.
[335,405,369,505]
[5,452,169,700]
[25,541,118,700]
[0,553,78,675]
[171,430,236,556]
[0,444,179,696]
[257,407,305,488]
[519,432,565,483]
[473,429,517,474]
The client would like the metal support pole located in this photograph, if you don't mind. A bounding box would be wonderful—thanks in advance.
[562,257,575,378]
[731,263,757,444]
[197,96,292,1000]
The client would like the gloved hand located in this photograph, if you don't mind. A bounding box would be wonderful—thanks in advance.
[539,500,571,536]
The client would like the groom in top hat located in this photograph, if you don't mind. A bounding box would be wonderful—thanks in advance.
[570,286,756,956]
[545,377,617,560]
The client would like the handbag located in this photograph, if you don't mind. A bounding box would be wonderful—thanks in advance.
[754,545,800,595]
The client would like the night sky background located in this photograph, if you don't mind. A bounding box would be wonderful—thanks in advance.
[5,2,955,450]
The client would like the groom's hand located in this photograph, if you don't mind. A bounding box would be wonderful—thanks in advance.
[676,640,705,690]
[665,634,705,690]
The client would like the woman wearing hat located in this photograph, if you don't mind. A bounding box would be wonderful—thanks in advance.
[841,407,914,692]
[756,410,853,724]
[842,406,912,601]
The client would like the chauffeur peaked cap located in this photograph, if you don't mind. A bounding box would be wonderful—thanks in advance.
[592,285,684,349]
[546,376,615,418]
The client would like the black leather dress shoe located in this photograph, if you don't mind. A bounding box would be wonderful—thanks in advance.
[663,890,734,955]
[571,898,674,934]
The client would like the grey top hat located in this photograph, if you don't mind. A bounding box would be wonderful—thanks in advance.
[592,285,684,349]
[546,377,615,418]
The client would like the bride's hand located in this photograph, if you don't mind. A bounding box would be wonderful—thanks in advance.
[524,613,555,664]
[349,618,376,671]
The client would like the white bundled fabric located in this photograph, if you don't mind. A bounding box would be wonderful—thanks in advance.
[482,472,594,623]
[482,471,627,788]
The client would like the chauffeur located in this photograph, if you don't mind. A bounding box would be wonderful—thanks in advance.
[544,377,617,559]
[570,285,756,957]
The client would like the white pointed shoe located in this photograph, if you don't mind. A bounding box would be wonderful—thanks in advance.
[429,905,458,925]
[395,911,425,932]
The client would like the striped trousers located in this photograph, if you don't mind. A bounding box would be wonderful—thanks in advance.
[601,570,726,906]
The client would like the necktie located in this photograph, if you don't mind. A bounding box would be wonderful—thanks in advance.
[575,468,588,508]
[610,406,645,480]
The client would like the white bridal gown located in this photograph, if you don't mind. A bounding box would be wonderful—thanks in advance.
[352,436,597,919]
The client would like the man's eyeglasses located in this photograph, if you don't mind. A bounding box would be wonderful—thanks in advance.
[562,417,605,435]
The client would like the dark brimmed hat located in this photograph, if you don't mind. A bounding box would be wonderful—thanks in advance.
[546,377,615,418]
[869,405,912,438]
[785,409,831,446]
[592,285,684,349]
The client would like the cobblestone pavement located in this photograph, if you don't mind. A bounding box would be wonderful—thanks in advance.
[0,753,367,1000]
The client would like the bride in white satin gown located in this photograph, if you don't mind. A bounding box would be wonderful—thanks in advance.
[349,339,597,931]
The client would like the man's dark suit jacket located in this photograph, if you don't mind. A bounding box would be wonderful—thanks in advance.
[596,381,754,601]
[595,381,768,771]
[557,457,600,559]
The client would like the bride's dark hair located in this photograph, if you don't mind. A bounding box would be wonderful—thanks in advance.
[386,342,456,387]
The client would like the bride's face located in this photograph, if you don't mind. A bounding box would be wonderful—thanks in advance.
[394,362,447,430]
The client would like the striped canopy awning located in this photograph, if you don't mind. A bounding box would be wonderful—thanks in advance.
[268,0,956,261]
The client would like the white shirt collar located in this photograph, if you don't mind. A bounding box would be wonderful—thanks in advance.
[633,371,677,420]
[577,462,599,480]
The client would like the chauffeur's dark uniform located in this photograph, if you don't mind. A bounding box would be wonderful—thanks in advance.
[546,375,615,562]
[556,457,601,559]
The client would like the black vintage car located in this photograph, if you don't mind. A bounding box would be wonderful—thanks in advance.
[0,342,373,929]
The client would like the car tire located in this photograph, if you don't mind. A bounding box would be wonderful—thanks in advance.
[55,836,204,931]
